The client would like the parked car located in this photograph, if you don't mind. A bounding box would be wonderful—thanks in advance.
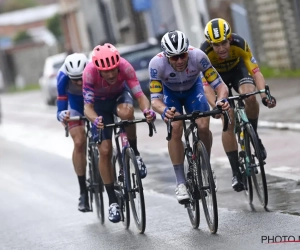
[117,41,161,100]
[39,52,66,105]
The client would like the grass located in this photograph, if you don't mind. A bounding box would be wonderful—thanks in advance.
[7,83,40,93]
[260,66,300,78]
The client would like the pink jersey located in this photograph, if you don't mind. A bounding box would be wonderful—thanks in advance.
[83,58,143,104]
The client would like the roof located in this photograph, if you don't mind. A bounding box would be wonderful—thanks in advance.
[0,4,59,26]
[27,26,57,46]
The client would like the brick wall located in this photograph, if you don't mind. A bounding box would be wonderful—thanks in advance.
[244,0,300,69]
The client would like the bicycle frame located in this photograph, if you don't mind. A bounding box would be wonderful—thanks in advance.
[113,123,131,201]
[182,119,201,201]
[228,86,269,176]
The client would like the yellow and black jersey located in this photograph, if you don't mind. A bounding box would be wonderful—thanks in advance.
[200,33,260,76]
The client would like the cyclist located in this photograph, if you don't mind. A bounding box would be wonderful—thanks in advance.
[56,53,90,212]
[149,30,230,204]
[83,43,156,223]
[200,18,276,192]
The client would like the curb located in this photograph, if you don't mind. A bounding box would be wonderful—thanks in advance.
[135,109,300,131]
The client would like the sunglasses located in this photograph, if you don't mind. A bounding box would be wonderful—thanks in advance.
[168,52,188,61]
[71,78,82,82]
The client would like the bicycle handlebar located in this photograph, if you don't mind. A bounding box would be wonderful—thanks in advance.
[166,107,230,141]
[99,118,156,143]
[64,116,88,137]
[228,85,272,102]
[64,115,156,143]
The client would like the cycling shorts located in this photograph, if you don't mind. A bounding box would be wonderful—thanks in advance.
[163,77,209,115]
[92,90,134,141]
[219,59,255,93]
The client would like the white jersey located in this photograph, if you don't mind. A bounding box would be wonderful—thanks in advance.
[148,46,223,99]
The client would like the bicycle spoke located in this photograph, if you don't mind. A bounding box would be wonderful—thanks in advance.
[196,141,218,234]
[245,124,268,207]
[183,140,200,229]
[126,148,146,234]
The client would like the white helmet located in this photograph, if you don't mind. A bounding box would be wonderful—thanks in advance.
[64,53,88,79]
[161,30,189,57]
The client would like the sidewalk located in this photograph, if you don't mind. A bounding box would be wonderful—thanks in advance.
[136,78,300,131]
[258,78,300,130]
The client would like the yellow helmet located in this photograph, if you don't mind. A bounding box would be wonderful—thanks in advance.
[204,18,232,43]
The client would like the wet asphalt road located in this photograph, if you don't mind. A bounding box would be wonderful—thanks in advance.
[0,85,300,249]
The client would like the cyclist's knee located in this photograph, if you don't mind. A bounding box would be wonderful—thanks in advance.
[197,121,209,134]
[99,141,113,158]
[117,104,134,120]
[244,95,257,106]
[72,133,86,151]
[171,121,183,140]
[73,139,86,152]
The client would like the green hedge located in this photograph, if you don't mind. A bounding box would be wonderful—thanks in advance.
[260,66,300,78]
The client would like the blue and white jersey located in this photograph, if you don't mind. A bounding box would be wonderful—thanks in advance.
[148,46,223,100]
[56,64,83,120]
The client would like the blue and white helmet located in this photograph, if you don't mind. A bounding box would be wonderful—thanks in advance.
[161,30,189,57]
[64,53,88,79]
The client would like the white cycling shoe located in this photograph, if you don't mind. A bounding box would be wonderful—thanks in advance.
[175,183,190,204]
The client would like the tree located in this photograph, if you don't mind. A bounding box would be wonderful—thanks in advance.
[1,0,37,13]
[46,14,62,39]
[13,31,32,44]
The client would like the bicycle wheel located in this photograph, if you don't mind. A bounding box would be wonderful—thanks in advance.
[92,148,105,224]
[183,140,200,229]
[125,147,146,234]
[239,155,253,204]
[245,124,268,207]
[237,133,253,204]
[112,148,130,229]
[195,140,218,234]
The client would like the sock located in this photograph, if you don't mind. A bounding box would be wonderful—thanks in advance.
[173,163,186,185]
[226,151,240,176]
[248,118,258,134]
[128,138,140,156]
[105,183,118,205]
[78,175,87,194]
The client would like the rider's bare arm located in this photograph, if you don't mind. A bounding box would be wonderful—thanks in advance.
[240,42,267,99]
[84,103,98,123]
[136,94,151,112]
[151,97,167,115]
[214,82,229,104]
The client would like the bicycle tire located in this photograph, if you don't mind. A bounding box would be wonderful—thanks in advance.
[195,140,218,234]
[125,147,146,234]
[239,156,253,204]
[236,133,253,204]
[245,124,268,207]
[92,148,105,224]
[183,140,200,229]
[112,148,130,229]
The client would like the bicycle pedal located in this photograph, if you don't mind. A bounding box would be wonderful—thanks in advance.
[179,199,190,205]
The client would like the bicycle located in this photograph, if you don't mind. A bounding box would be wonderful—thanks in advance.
[166,107,229,234]
[227,84,273,208]
[65,116,105,224]
[100,116,156,234]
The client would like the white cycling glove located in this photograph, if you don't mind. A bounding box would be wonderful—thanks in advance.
[58,110,69,122]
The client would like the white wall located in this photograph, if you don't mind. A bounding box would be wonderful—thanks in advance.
[171,0,207,47]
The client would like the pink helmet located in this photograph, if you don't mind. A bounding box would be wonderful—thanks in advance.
[92,43,120,70]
